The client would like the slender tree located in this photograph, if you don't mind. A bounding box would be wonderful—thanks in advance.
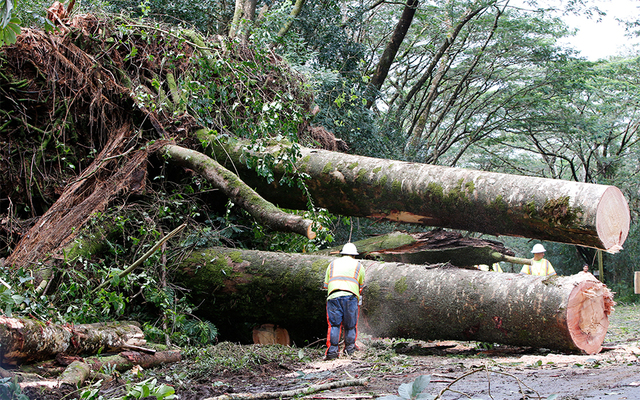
[366,0,419,108]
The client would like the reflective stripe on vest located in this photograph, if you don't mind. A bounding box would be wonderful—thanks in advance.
[328,261,362,285]
[527,259,550,276]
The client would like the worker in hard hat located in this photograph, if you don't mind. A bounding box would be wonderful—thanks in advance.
[323,242,365,360]
[520,243,556,276]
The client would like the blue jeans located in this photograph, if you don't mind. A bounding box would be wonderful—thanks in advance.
[326,294,359,357]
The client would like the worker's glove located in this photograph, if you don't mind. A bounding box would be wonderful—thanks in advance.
[358,297,363,306]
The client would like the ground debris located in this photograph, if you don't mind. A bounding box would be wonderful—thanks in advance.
[203,378,369,400]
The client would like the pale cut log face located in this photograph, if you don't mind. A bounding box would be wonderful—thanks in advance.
[566,278,613,355]
[596,186,630,253]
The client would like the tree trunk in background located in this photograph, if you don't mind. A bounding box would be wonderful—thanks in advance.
[277,0,306,38]
[229,0,245,38]
[241,0,257,44]
[0,318,145,365]
[203,134,630,252]
[366,0,419,108]
[174,247,614,354]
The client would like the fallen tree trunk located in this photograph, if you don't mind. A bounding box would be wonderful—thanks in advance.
[315,230,531,267]
[19,350,182,390]
[175,247,614,354]
[362,266,614,355]
[204,134,630,252]
[0,318,145,365]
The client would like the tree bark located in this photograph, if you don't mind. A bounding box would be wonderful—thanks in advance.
[229,0,245,38]
[174,247,614,354]
[57,360,91,388]
[0,318,145,365]
[82,350,182,372]
[162,144,317,239]
[362,265,613,355]
[242,0,257,44]
[203,135,630,252]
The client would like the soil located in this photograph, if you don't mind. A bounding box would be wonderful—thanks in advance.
[18,304,640,400]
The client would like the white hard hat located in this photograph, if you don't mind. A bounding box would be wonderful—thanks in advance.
[531,244,546,253]
[340,243,359,255]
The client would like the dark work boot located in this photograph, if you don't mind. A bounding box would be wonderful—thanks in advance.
[324,352,338,361]
[344,344,357,356]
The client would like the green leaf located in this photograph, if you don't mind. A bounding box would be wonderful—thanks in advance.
[398,382,413,399]
[11,294,24,304]
[3,25,15,44]
[411,375,431,395]
[155,385,176,399]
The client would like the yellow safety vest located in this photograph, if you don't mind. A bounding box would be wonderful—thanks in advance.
[324,256,365,300]
[521,259,556,276]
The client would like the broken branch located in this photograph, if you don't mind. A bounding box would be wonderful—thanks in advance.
[203,378,369,400]
[162,144,318,239]
[0,318,146,365]
[91,223,186,294]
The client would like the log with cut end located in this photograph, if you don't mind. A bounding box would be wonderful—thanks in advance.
[175,247,614,354]
[205,135,630,252]
[362,264,615,355]
[0,318,145,365]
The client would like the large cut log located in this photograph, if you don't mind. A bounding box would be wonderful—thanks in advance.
[175,247,614,354]
[0,318,145,365]
[362,265,614,355]
[203,134,630,252]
